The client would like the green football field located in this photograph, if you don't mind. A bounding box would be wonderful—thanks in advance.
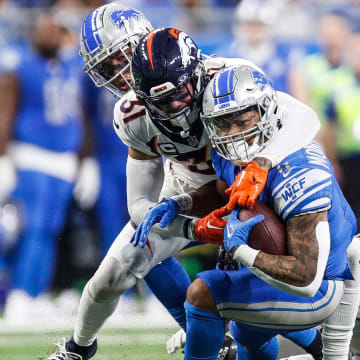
[0,328,183,360]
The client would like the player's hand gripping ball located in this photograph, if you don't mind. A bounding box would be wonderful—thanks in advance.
[224,210,264,253]
[239,199,287,255]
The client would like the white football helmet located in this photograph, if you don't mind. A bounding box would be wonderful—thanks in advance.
[201,65,279,163]
[79,2,153,97]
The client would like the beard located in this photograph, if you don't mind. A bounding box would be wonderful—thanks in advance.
[36,45,59,60]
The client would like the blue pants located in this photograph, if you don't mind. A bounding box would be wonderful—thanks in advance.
[198,267,343,331]
[95,153,129,255]
[5,170,74,297]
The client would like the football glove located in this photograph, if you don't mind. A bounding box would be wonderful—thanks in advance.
[194,206,230,245]
[167,328,186,355]
[225,161,268,211]
[73,157,100,210]
[130,198,180,248]
[224,209,264,253]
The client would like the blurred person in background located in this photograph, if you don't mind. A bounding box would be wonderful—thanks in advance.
[216,0,317,94]
[289,11,353,128]
[321,26,360,228]
[268,0,317,42]
[53,0,143,315]
[315,23,360,360]
[0,13,84,321]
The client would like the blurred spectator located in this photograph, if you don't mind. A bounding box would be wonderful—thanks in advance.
[289,11,353,125]
[268,0,317,42]
[216,0,317,93]
[321,28,360,227]
[0,13,84,321]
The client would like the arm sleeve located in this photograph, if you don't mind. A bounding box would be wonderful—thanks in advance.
[260,92,321,167]
[126,156,195,240]
[126,156,164,225]
[248,220,330,297]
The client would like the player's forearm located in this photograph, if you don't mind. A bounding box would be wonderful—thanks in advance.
[126,156,164,225]
[253,252,312,286]
[235,212,330,297]
[188,180,227,217]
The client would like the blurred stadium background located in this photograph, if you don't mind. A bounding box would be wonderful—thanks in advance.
[0,0,360,359]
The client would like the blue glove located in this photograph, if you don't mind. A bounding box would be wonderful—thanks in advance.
[130,198,180,248]
[224,209,264,253]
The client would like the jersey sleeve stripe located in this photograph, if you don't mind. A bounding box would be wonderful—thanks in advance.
[272,167,310,197]
[281,180,332,220]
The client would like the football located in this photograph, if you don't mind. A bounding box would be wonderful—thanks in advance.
[238,200,287,255]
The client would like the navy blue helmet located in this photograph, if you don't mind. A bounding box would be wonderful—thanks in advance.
[131,28,208,145]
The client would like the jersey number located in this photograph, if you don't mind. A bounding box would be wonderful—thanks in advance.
[120,99,146,124]
[174,146,215,175]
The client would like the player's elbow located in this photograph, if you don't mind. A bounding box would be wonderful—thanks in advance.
[300,266,317,287]
[295,269,321,298]
[297,285,319,298]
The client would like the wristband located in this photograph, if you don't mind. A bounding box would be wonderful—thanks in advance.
[232,245,260,267]
[170,193,193,214]
[184,218,197,241]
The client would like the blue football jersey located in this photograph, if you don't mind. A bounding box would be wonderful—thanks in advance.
[212,142,357,280]
[11,45,82,152]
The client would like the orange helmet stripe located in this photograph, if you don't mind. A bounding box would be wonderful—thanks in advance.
[169,28,180,39]
[146,31,155,71]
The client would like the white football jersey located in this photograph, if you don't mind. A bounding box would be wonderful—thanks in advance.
[113,57,263,189]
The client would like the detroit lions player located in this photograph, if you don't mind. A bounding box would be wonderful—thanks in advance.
[176,64,360,360]
[0,13,83,319]
[46,6,321,359]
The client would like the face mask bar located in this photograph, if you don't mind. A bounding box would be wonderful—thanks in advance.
[84,39,136,98]
[203,102,274,162]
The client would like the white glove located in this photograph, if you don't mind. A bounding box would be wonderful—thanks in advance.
[166,328,186,355]
[73,157,100,209]
[0,155,16,202]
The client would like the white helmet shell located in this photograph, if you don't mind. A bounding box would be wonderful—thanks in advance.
[79,2,153,97]
[201,65,279,164]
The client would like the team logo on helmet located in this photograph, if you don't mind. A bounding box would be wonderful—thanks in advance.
[252,70,272,91]
[110,9,141,29]
[178,32,198,68]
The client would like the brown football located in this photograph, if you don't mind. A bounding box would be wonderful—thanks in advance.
[238,199,287,255]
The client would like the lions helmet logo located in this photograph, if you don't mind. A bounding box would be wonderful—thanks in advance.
[251,70,272,91]
[110,9,141,29]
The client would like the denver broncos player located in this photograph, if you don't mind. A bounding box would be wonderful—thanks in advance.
[46,5,320,359]
[140,64,360,360]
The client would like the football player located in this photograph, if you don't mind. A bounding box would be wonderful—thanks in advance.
[0,13,84,319]
[137,64,360,360]
[46,5,321,359]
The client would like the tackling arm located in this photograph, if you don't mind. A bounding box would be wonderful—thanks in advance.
[126,147,164,225]
[234,211,330,297]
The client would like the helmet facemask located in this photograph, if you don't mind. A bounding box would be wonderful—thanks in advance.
[84,36,138,98]
[80,4,153,98]
[203,94,277,164]
[137,61,207,139]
